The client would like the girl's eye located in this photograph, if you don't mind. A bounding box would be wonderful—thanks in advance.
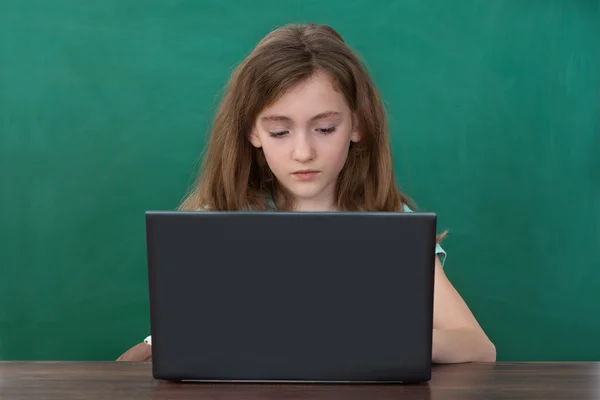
[269,131,289,138]
[268,127,336,137]
[317,127,336,134]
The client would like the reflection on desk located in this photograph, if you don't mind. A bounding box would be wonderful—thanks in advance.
[0,361,598,400]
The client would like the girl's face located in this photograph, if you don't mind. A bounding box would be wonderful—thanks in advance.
[249,72,360,211]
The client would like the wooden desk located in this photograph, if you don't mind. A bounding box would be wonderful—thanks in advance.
[0,361,598,399]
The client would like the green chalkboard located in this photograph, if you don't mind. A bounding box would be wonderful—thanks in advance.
[1,0,599,361]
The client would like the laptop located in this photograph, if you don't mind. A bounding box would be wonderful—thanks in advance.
[145,211,437,383]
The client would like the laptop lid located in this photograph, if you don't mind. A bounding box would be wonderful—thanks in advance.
[146,211,437,383]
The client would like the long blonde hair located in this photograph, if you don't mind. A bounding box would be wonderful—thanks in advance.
[180,23,446,241]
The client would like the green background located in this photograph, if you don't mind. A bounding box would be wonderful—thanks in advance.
[1,1,599,361]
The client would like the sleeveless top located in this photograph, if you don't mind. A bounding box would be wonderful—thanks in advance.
[401,203,447,266]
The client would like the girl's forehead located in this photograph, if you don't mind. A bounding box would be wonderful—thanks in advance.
[258,73,349,120]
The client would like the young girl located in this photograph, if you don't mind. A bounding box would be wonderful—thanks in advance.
[118,23,495,364]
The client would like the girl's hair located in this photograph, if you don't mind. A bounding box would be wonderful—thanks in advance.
[179,23,446,242]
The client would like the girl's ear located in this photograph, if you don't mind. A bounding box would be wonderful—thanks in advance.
[351,113,361,143]
[249,128,262,148]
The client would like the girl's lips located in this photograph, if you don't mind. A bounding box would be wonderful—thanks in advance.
[292,171,319,180]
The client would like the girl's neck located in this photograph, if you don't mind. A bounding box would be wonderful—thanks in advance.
[293,198,337,212]
[270,184,338,212]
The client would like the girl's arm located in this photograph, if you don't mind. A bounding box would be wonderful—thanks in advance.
[431,256,496,363]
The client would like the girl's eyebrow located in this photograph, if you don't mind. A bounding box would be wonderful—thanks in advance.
[260,111,341,122]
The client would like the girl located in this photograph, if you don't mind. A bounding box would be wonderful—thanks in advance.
[118,23,495,364]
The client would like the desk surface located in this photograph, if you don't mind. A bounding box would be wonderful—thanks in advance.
[0,361,598,399]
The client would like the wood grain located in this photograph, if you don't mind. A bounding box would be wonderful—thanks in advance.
[0,362,598,400]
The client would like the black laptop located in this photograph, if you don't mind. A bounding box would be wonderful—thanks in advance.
[145,211,437,383]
